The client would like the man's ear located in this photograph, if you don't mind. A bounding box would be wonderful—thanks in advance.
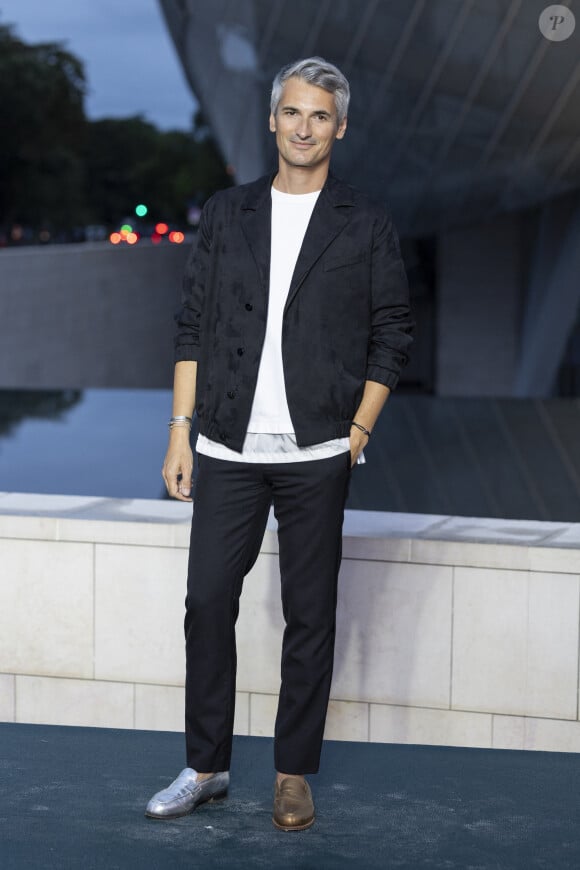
[335,117,347,140]
[269,112,276,132]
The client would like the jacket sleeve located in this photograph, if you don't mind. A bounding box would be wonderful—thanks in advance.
[173,197,213,363]
[365,210,414,389]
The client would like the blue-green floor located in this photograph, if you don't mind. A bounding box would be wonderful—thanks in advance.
[2,722,580,869]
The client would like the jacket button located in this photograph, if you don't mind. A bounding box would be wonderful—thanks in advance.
[227,390,235,399]
[245,303,253,311]
[237,347,245,356]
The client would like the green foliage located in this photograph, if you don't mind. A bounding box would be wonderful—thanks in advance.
[0,23,88,230]
[0,22,231,238]
[85,115,231,227]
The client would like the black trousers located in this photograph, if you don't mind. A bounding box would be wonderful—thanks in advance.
[184,448,352,774]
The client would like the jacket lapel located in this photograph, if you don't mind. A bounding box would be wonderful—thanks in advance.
[284,176,354,314]
[240,171,355,312]
[240,172,275,292]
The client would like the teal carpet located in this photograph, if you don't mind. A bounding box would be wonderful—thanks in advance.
[1,723,580,869]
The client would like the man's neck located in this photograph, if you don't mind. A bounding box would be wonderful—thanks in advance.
[272,163,328,195]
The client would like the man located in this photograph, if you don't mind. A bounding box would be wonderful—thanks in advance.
[146,57,413,831]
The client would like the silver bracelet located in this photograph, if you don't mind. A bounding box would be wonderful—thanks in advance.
[168,415,192,428]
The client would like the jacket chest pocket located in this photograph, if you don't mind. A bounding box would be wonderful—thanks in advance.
[323,252,365,272]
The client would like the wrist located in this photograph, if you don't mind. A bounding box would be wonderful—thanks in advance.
[351,420,371,438]
[168,424,191,438]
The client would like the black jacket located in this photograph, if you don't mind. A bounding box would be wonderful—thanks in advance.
[174,171,414,452]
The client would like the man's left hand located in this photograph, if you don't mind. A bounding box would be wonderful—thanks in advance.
[349,425,369,467]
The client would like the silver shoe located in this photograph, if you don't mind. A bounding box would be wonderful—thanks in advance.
[145,768,229,819]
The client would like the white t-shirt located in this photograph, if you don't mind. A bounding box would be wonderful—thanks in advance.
[196,184,365,464]
[247,186,319,431]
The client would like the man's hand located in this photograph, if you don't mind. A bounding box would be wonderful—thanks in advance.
[349,425,369,467]
[162,428,194,501]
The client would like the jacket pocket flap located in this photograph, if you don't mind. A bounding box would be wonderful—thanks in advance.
[323,252,364,271]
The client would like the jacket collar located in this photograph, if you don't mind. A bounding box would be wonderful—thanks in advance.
[240,169,355,210]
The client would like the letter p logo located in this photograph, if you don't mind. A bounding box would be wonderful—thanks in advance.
[539,5,576,41]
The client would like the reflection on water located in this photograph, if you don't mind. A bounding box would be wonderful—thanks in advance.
[0,389,82,436]
[0,388,183,499]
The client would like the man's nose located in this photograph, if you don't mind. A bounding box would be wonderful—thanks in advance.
[296,118,312,138]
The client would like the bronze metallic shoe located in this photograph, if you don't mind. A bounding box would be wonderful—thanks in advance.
[145,768,229,819]
[272,776,315,831]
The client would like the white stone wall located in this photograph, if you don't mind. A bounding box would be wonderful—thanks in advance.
[1,493,580,752]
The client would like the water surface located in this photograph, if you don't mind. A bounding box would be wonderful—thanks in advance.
[0,388,175,499]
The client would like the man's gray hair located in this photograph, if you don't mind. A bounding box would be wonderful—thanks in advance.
[270,57,350,125]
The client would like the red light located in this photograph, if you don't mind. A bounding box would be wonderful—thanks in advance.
[110,232,121,245]
[155,222,168,235]
[169,231,184,244]
[151,232,162,244]
[126,232,138,245]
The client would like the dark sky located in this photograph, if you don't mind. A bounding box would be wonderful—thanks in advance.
[0,0,197,130]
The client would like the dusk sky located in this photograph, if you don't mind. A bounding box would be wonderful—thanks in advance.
[0,0,197,130]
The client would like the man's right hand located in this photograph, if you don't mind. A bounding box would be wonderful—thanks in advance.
[162,428,194,501]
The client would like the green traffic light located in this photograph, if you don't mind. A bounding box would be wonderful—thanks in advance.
[135,204,148,217]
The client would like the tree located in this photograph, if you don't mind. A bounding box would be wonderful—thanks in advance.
[0,23,88,234]
[85,115,232,227]
[85,116,161,226]
[0,22,232,239]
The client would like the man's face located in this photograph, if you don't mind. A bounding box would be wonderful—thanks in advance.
[269,76,347,170]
